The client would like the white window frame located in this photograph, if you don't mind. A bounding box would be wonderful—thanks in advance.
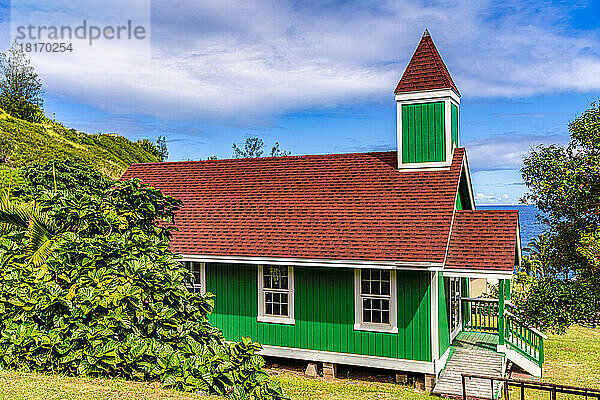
[354,268,398,333]
[257,265,295,325]
[182,260,206,294]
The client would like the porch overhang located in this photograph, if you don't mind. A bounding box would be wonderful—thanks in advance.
[442,268,514,280]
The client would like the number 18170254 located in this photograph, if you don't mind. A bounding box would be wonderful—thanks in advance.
[19,42,73,52]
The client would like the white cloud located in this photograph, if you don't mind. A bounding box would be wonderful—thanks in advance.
[464,133,569,171]
[8,0,600,119]
[474,192,500,203]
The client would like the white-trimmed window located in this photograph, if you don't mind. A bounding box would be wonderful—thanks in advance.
[257,265,295,325]
[354,268,397,333]
[182,261,206,294]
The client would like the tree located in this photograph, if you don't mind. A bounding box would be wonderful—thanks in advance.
[519,101,600,330]
[522,101,600,278]
[137,137,168,162]
[156,135,168,161]
[270,142,290,157]
[233,138,264,158]
[0,41,45,122]
[135,139,160,158]
[0,180,284,398]
[522,235,552,278]
[12,159,114,200]
[232,137,290,159]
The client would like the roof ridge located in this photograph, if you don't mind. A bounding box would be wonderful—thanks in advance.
[127,150,401,167]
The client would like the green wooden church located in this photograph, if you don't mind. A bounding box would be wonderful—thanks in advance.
[123,31,545,396]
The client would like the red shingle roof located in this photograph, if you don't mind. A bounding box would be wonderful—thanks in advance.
[394,30,460,95]
[446,210,519,271]
[121,149,466,263]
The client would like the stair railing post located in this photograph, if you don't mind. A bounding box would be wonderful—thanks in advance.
[499,280,505,347]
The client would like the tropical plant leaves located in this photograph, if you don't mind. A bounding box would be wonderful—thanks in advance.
[0,179,286,399]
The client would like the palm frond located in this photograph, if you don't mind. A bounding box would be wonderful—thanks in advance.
[0,193,32,232]
[26,213,58,266]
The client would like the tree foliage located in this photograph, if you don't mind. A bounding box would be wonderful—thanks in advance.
[0,135,13,164]
[135,139,159,159]
[12,159,114,200]
[135,137,168,162]
[522,101,600,278]
[517,278,600,333]
[156,136,169,162]
[0,41,45,122]
[519,101,600,331]
[522,235,552,278]
[233,138,290,159]
[0,180,284,398]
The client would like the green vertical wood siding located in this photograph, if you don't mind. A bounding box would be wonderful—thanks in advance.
[402,102,446,163]
[206,264,432,362]
[438,274,450,356]
[451,104,458,148]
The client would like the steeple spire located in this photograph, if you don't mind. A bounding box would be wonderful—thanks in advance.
[394,30,461,170]
[394,30,459,96]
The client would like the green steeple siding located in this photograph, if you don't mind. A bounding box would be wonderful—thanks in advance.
[206,263,432,362]
[451,104,459,148]
[402,102,446,163]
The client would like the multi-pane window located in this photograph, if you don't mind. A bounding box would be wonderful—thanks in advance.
[183,261,205,294]
[263,266,289,316]
[258,265,294,324]
[355,269,397,333]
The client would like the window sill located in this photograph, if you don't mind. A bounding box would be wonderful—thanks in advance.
[354,323,398,334]
[257,316,296,325]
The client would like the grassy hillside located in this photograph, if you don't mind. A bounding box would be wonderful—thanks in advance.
[0,108,159,180]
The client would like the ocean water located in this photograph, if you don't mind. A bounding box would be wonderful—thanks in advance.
[478,205,547,249]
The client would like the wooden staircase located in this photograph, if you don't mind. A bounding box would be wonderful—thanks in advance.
[433,349,504,399]
[433,331,506,399]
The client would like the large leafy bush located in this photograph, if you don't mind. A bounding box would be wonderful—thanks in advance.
[516,277,600,333]
[13,159,114,200]
[0,96,46,123]
[0,180,284,399]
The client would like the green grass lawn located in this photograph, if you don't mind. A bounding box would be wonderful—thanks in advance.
[0,326,597,400]
[542,325,600,388]
[506,325,600,400]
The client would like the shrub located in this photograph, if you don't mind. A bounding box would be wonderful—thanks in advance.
[0,95,47,123]
[12,159,114,200]
[0,180,284,399]
[516,277,600,333]
[135,139,161,159]
[0,135,13,163]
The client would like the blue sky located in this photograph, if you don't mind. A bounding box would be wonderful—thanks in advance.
[1,0,600,204]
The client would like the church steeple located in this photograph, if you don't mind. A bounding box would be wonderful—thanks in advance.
[395,30,460,170]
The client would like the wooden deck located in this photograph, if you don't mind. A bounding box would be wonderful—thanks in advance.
[433,331,505,399]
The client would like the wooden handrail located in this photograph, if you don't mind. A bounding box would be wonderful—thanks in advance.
[505,311,547,339]
[462,297,499,303]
